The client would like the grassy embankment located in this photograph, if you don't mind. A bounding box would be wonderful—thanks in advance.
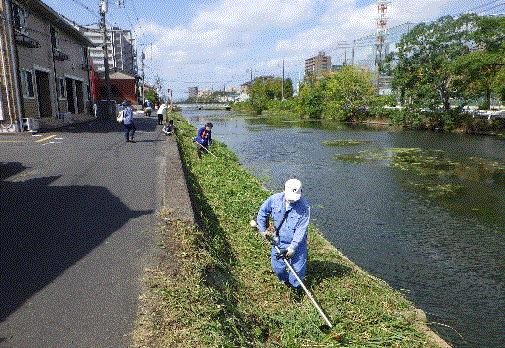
[133,113,444,347]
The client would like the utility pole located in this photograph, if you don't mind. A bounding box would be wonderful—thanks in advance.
[99,0,112,118]
[4,0,24,130]
[351,40,355,65]
[281,59,285,101]
[141,51,145,106]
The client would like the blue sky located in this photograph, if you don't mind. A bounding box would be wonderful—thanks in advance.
[43,0,499,100]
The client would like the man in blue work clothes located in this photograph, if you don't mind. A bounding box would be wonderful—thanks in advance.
[255,179,310,299]
[122,100,136,143]
[194,122,213,158]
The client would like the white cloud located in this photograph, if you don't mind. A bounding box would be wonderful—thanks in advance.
[191,0,315,31]
[136,0,470,99]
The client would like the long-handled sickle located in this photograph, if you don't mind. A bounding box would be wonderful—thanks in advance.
[194,140,217,157]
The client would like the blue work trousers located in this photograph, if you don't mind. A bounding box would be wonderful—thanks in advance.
[271,242,307,288]
[124,122,136,141]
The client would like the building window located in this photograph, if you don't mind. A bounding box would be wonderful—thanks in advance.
[21,70,35,98]
[58,78,66,99]
[11,2,28,33]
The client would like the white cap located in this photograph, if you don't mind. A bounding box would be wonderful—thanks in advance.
[284,179,302,202]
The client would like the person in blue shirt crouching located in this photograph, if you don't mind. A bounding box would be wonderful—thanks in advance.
[255,179,310,300]
[194,122,213,158]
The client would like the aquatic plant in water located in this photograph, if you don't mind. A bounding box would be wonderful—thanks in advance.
[336,148,459,176]
[388,148,459,176]
[409,182,464,197]
[323,139,371,147]
[336,147,505,199]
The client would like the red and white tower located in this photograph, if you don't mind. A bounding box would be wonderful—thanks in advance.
[375,0,390,68]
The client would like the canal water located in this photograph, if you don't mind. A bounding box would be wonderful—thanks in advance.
[182,107,505,348]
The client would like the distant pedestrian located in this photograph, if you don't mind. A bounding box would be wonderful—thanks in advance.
[157,103,168,125]
[122,100,136,143]
[144,100,152,117]
[194,122,213,158]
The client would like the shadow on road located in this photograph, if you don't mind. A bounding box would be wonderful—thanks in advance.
[0,162,27,181]
[0,173,153,321]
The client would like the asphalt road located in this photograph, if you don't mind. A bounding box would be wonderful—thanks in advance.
[0,114,168,347]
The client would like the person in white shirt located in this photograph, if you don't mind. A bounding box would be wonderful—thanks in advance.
[157,103,168,125]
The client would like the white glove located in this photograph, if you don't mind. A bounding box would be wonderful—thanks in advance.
[285,247,295,258]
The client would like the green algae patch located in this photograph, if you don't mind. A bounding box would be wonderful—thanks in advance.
[336,147,459,175]
[336,147,505,183]
[409,182,464,198]
[323,139,372,147]
[388,148,460,176]
[134,115,444,348]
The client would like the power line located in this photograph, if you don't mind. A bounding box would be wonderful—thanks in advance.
[478,2,505,14]
[117,1,135,31]
[128,0,142,29]
[469,0,501,12]
[68,0,99,19]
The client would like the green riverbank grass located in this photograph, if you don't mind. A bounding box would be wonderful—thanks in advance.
[133,114,443,347]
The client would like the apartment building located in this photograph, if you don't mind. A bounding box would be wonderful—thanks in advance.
[81,26,136,76]
[0,0,93,131]
[188,86,198,99]
[305,51,332,79]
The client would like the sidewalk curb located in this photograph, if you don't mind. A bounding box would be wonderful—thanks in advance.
[159,133,195,223]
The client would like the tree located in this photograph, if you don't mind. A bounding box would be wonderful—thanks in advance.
[295,80,325,119]
[471,15,505,53]
[144,88,160,106]
[386,15,474,111]
[322,66,376,121]
[450,15,505,109]
[451,51,503,109]
[492,67,505,104]
[295,66,375,121]
[248,77,293,113]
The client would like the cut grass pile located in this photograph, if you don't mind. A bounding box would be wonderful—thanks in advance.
[133,114,444,347]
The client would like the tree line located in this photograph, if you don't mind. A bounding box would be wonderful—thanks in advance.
[236,14,505,132]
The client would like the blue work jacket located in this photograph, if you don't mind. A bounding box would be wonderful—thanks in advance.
[122,106,134,125]
[196,127,212,146]
[256,192,310,252]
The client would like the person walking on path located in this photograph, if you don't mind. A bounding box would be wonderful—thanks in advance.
[254,179,310,298]
[122,100,136,143]
[194,122,213,158]
[157,103,168,125]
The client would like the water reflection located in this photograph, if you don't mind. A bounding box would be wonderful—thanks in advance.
[182,108,505,348]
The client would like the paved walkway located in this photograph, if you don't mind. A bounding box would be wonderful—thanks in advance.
[0,115,193,347]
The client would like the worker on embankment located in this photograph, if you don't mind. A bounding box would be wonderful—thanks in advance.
[194,122,213,158]
[255,179,310,300]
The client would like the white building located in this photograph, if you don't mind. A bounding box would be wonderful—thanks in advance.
[80,27,136,76]
[305,51,332,79]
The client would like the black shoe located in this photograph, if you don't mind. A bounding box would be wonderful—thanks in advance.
[130,140,136,143]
